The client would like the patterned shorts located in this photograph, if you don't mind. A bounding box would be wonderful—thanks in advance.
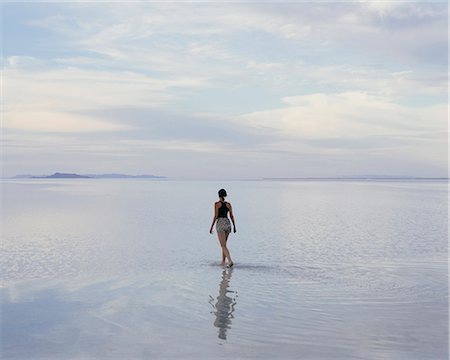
[216,217,232,234]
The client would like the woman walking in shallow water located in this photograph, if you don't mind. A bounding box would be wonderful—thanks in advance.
[209,189,236,267]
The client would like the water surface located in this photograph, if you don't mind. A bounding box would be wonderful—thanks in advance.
[1,179,448,359]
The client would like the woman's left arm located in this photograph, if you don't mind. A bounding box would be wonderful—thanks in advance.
[209,203,218,233]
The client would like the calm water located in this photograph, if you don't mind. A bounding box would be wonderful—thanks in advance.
[1,179,448,359]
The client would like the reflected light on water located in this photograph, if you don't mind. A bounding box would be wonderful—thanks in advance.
[2,179,447,358]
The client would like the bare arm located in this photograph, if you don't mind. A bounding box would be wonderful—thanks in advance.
[209,202,219,233]
[228,203,236,233]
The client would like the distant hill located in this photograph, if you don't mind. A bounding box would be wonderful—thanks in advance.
[33,172,91,179]
[12,172,167,179]
[85,173,167,179]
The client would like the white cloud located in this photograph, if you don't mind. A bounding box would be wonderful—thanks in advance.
[361,1,407,16]
[3,1,447,178]
[3,63,209,135]
[15,3,446,101]
[5,111,133,133]
[242,92,446,139]
[6,56,44,68]
[239,92,446,173]
[3,66,180,111]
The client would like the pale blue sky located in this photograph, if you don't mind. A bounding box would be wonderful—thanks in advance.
[2,1,448,179]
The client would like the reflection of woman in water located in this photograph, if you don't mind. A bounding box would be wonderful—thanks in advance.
[209,268,237,340]
[209,189,236,267]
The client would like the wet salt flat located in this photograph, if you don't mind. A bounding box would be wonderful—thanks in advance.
[1,179,448,359]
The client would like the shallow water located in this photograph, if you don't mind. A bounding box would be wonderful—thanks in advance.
[1,179,448,359]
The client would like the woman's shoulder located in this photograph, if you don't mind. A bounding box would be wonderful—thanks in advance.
[214,200,231,206]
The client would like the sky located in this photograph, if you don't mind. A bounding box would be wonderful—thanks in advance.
[2,1,448,179]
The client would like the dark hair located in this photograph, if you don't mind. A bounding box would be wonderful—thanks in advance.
[218,189,227,198]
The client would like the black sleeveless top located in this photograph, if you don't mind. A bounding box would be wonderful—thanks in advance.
[218,201,229,218]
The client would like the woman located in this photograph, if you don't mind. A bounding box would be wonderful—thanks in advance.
[209,188,236,267]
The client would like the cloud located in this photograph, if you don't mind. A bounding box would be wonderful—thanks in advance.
[4,65,210,110]
[239,92,447,166]
[10,2,446,104]
[250,2,447,66]
[23,2,448,67]
[5,111,133,133]
[3,1,447,178]
[6,56,44,69]
[75,106,278,147]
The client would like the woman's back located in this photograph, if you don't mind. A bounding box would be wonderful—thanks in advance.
[217,201,230,218]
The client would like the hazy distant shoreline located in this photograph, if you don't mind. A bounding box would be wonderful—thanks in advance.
[262,176,449,181]
[9,172,168,179]
[3,172,448,181]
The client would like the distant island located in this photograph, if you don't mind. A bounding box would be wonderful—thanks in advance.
[42,172,91,179]
[12,172,167,179]
[84,173,167,179]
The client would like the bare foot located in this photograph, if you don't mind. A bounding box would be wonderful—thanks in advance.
[220,261,225,266]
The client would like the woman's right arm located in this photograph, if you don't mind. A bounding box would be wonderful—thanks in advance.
[209,203,218,233]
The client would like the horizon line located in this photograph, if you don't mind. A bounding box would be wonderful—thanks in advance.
[3,172,449,181]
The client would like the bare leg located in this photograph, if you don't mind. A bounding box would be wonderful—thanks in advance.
[224,232,233,266]
[217,231,232,265]
[217,231,226,265]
